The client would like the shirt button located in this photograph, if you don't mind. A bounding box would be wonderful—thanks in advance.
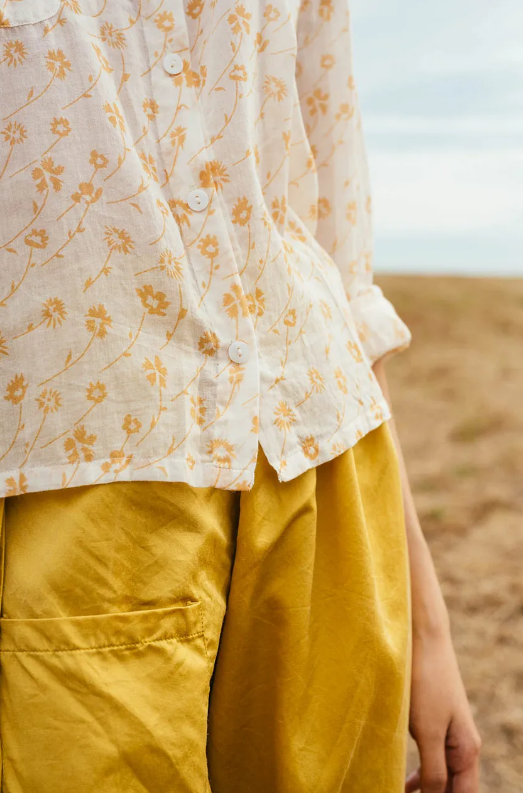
[228,340,250,365]
[187,189,209,212]
[163,53,183,76]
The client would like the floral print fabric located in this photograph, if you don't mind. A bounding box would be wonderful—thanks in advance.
[0,0,411,496]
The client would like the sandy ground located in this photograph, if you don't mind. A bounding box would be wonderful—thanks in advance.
[377,276,523,791]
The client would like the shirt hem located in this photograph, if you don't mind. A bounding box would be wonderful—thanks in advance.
[0,404,392,498]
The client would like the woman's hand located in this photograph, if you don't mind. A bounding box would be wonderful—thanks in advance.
[405,629,482,792]
[371,357,481,793]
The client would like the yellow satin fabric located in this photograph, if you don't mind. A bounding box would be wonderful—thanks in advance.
[0,421,411,793]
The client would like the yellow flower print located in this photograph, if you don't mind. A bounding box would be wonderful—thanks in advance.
[274,400,296,432]
[223,283,249,322]
[287,221,307,243]
[198,331,220,357]
[122,414,142,434]
[190,395,206,426]
[0,332,8,359]
[307,367,325,393]
[86,225,133,290]
[168,197,192,228]
[320,300,332,321]
[86,381,107,404]
[46,49,72,81]
[89,150,109,171]
[37,388,62,415]
[228,4,251,35]
[136,285,171,316]
[254,32,269,55]
[232,197,252,226]
[24,228,49,249]
[200,160,230,191]
[158,249,183,279]
[5,473,28,497]
[301,436,319,460]
[70,180,102,206]
[186,0,204,19]
[64,426,97,465]
[85,304,112,338]
[319,0,334,21]
[346,201,357,225]
[104,101,125,133]
[32,157,64,194]
[317,197,331,219]
[169,125,186,149]
[4,374,28,405]
[262,75,287,102]
[272,195,287,226]
[186,453,196,469]
[283,309,297,328]
[207,438,236,468]
[228,363,244,388]
[296,366,326,408]
[0,12,10,29]
[39,306,112,386]
[334,367,348,394]
[50,117,71,138]
[172,59,201,89]
[139,150,158,182]
[246,287,265,318]
[251,415,259,434]
[198,234,219,259]
[143,356,167,389]
[229,64,247,82]
[100,449,133,478]
[104,226,134,254]
[347,340,363,363]
[143,98,159,120]
[369,397,384,422]
[197,235,220,305]
[336,103,355,122]
[306,89,328,117]
[264,5,281,23]
[92,44,113,75]
[63,0,82,12]
[99,22,126,50]
[42,297,67,328]
[321,54,335,70]
[0,121,26,178]
[155,11,175,33]
[2,39,27,68]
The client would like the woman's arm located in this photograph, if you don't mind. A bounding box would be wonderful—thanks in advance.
[373,358,482,793]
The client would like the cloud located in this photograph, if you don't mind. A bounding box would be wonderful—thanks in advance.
[369,147,523,236]
[350,0,523,275]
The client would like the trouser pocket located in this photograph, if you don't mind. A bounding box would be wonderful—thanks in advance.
[0,600,211,793]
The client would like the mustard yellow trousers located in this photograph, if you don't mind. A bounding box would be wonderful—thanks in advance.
[0,421,411,793]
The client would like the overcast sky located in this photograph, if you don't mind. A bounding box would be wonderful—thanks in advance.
[351,0,523,275]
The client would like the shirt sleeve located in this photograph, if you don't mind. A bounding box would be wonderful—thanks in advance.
[292,0,412,365]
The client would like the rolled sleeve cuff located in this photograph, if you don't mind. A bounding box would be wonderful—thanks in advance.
[350,284,412,365]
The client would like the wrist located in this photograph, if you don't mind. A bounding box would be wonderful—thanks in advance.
[409,534,451,641]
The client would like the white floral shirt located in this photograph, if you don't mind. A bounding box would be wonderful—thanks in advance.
[0,0,411,497]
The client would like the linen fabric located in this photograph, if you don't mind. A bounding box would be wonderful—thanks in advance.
[0,0,411,497]
[0,421,412,792]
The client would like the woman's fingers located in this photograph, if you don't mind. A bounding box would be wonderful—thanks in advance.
[418,731,449,793]
[446,716,482,793]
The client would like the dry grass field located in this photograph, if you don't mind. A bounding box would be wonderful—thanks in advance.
[377,276,523,791]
